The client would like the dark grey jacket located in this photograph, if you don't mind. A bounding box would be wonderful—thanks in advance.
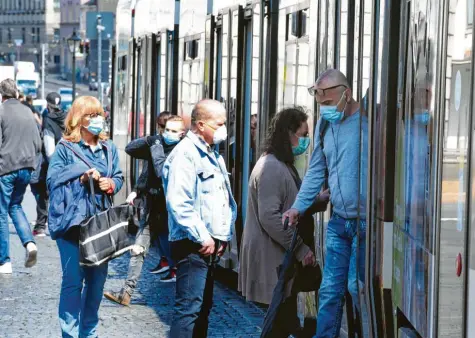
[0,99,42,176]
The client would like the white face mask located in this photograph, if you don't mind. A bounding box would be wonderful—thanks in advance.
[213,125,228,145]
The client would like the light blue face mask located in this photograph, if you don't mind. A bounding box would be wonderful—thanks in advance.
[86,116,104,135]
[292,136,310,156]
[414,110,430,125]
[320,105,344,123]
[163,131,182,145]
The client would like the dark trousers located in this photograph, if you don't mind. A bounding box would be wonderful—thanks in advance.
[30,180,48,229]
[169,239,217,338]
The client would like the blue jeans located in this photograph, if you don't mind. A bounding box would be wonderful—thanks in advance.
[170,240,217,338]
[157,232,173,266]
[57,236,108,338]
[0,169,35,265]
[315,214,366,338]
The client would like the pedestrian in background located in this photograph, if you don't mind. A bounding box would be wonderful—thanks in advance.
[104,114,186,306]
[163,99,237,338]
[30,92,66,237]
[0,79,42,274]
[47,96,124,337]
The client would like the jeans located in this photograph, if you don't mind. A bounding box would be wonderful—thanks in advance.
[169,240,217,338]
[315,214,366,338]
[57,235,108,338]
[157,232,173,265]
[124,212,174,295]
[30,180,48,229]
[0,169,35,265]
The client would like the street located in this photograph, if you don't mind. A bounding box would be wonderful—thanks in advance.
[0,188,265,338]
[43,76,110,107]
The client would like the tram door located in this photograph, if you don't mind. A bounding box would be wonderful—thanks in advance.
[278,4,313,178]
[132,37,146,185]
[239,2,263,232]
[391,0,475,336]
[212,6,244,268]
[154,30,176,121]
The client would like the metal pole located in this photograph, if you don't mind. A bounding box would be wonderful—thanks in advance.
[72,51,76,102]
[97,15,103,106]
[41,44,45,99]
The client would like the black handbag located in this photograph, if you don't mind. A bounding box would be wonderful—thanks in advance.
[79,179,135,266]
[287,164,326,292]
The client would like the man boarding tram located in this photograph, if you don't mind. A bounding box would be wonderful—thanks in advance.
[283,69,368,337]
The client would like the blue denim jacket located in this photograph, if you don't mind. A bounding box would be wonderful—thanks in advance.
[162,131,237,244]
[47,139,124,239]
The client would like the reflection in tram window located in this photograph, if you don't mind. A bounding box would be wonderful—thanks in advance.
[393,4,437,336]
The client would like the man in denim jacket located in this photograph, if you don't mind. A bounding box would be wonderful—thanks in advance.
[163,99,237,338]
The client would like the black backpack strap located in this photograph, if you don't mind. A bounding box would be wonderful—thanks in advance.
[318,119,329,151]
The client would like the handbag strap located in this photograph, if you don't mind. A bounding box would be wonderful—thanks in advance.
[286,164,302,190]
[60,140,113,178]
[60,140,113,214]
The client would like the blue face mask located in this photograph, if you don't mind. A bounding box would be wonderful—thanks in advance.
[292,137,310,156]
[163,131,182,145]
[86,116,104,135]
[320,105,344,123]
[414,110,430,125]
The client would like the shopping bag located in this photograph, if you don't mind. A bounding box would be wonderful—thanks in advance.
[79,179,135,266]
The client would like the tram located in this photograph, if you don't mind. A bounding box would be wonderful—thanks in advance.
[111,0,474,337]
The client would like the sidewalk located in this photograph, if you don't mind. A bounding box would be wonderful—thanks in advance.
[0,190,265,338]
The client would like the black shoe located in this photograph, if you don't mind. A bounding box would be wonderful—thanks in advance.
[150,257,170,274]
[160,269,177,283]
[33,228,46,237]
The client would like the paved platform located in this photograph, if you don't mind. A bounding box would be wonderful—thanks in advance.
[0,190,265,338]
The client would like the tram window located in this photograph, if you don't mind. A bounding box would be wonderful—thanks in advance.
[119,55,127,71]
[185,40,199,60]
[287,9,308,40]
[468,0,473,26]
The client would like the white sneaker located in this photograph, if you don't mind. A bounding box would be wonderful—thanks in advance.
[0,262,12,274]
[25,242,38,268]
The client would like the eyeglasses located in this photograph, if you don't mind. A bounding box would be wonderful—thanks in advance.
[308,84,348,97]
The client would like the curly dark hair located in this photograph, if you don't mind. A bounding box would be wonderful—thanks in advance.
[263,106,308,164]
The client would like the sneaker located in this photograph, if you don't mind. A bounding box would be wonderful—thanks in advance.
[150,257,170,274]
[0,262,12,274]
[25,242,38,268]
[33,228,47,237]
[104,289,131,306]
[160,269,176,283]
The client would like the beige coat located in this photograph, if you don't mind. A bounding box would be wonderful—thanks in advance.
[238,154,310,305]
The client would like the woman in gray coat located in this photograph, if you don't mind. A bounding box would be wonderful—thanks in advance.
[238,107,329,336]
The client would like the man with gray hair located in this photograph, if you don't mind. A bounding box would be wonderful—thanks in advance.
[0,79,42,274]
[284,69,368,336]
[163,99,237,337]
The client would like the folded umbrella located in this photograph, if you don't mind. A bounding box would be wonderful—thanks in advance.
[261,218,301,338]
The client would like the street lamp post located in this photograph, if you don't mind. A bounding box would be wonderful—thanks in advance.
[67,30,81,102]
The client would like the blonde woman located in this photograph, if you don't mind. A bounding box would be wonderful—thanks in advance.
[47,96,124,338]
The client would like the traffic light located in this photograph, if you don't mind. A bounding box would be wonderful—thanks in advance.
[85,42,90,54]
[79,42,84,53]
